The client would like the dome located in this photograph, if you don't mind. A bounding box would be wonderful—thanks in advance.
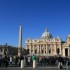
[56,36,61,42]
[41,29,52,39]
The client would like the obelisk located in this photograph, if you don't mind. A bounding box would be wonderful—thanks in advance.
[18,24,22,57]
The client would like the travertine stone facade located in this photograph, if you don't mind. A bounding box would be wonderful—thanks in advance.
[25,29,70,57]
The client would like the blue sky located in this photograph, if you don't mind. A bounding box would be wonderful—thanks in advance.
[0,0,70,47]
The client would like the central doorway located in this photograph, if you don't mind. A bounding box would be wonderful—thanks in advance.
[65,48,68,56]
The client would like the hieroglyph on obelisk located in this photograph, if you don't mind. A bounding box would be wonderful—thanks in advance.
[18,24,22,57]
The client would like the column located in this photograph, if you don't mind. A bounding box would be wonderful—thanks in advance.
[44,45,45,54]
[59,44,62,55]
[39,45,40,54]
[63,48,65,57]
[37,45,39,54]
[40,45,41,54]
[68,47,69,56]
[29,45,31,54]
[50,44,52,54]
[54,43,57,55]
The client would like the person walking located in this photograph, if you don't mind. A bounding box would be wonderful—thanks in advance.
[58,56,63,69]
[32,55,36,68]
[66,60,69,70]
[10,56,13,65]
[0,56,2,67]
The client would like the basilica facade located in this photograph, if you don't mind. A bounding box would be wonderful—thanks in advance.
[25,29,70,57]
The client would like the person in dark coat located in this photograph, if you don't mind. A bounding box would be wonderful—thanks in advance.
[58,56,63,69]
[4,56,9,67]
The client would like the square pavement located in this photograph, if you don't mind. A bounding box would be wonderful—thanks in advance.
[0,67,70,70]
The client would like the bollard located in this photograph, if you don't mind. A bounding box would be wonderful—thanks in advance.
[21,60,24,68]
[58,62,60,69]
[33,60,36,68]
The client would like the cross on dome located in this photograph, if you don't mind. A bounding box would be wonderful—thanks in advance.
[45,28,48,32]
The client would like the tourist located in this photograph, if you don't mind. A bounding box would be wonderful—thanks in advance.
[58,56,63,69]
[9,56,13,65]
[4,56,9,67]
[0,56,2,67]
[27,56,31,65]
[66,60,69,69]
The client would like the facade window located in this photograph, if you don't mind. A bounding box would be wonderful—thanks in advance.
[42,50,43,54]
[35,45,36,47]
[0,49,2,52]
[34,45,36,48]
[48,46,51,54]
[34,45,36,49]
[35,50,37,54]
[5,49,7,51]
[49,49,51,54]
[45,51,46,53]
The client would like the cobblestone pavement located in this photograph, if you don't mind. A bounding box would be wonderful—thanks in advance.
[0,67,70,70]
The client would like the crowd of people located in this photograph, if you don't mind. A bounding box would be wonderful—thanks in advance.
[25,56,70,66]
[0,55,24,67]
[0,55,70,69]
